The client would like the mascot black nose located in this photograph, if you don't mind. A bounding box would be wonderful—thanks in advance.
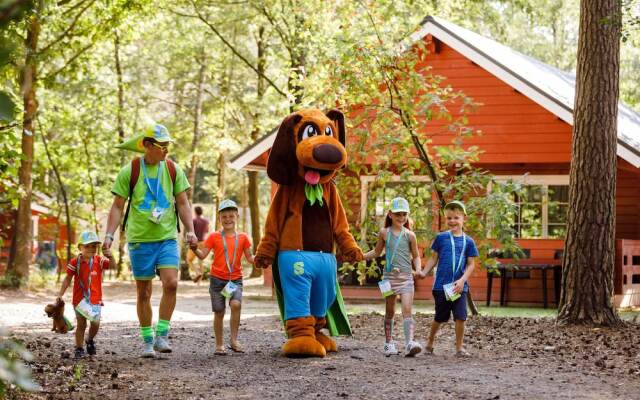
[313,144,342,164]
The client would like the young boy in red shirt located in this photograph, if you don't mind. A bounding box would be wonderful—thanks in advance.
[194,199,254,355]
[57,231,115,358]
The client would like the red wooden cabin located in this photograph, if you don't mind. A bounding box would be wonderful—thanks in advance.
[230,16,640,307]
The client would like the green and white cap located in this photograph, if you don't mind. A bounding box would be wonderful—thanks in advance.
[444,200,467,215]
[390,197,410,213]
[218,199,238,212]
[79,231,101,245]
[115,123,173,153]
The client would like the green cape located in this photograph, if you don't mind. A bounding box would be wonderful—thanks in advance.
[272,257,352,337]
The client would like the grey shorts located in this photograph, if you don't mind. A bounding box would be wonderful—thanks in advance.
[209,276,243,312]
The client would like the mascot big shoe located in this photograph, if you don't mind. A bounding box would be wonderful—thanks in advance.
[255,109,364,358]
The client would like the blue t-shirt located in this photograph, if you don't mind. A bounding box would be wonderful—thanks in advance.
[431,231,479,292]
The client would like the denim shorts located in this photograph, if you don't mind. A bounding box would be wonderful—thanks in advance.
[433,290,468,322]
[209,276,243,312]
[128,240,179,280]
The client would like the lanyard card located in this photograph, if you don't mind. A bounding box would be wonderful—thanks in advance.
[75,298,102,322]
[378,279,394,298]
[221,281,238,299]
[442,282,461,302]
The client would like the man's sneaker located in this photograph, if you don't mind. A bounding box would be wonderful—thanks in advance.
[85,339,96,356]
[153,336,172,353]
[383,341,399,356]
[74,347,85,359]
[141,342,156,358]
[405,340,423,357]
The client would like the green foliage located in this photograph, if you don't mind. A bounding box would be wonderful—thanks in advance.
[328,1,522,284]
[0,330,40,396]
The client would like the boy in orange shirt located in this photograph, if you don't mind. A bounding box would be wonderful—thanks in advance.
[57,231,115,358]
[194,199,254,355]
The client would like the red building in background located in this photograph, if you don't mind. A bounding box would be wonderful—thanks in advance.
[230,16,640,307]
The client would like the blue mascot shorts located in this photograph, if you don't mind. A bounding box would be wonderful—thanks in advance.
[277,250,337,320]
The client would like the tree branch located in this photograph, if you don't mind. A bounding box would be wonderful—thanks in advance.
[42,40,95,80]
[39,0,96,54]
[187,0,289,99]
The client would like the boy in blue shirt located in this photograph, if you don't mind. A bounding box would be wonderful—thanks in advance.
[419,201,478,357]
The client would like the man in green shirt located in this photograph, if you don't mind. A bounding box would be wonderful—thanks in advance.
[102,124,198,358]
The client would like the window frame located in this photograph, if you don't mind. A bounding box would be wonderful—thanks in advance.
[492,175,569,239]
[359,175,432,242]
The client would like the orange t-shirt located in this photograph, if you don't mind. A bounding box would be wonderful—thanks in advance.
[66,255,109,307]
[204,231,251,281]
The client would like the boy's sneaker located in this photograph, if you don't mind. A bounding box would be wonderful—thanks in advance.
[74,347,85,359]
[405,340,422,357]
[141,342,156,358]
[85,339,96,356]
[383,341,399,356]
[153,336,172,353]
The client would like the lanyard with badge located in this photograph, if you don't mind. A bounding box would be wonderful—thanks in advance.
[141,158,167,224]
[378,227,405,298]
[74,256,102,321]
[443,231,466,302]
[220,230,239,298]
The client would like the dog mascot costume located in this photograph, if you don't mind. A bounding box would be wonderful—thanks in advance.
[254,108,364,358]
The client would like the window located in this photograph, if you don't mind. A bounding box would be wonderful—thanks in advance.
[360,176,433,244]
[506,177,569,239]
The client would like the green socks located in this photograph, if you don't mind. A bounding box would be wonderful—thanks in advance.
[155,319,170,338]
[140,326,154,344]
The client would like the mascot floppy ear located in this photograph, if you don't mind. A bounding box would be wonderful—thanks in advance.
[325,109,345,147]
[267,112,303,185]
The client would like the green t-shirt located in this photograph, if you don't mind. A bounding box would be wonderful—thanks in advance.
[112,159,190,243]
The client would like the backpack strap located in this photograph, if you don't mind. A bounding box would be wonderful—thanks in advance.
[121,157,141,232]
[165,159,181,233]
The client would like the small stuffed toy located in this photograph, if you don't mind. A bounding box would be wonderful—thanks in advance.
[44,298,74,334]
[255,108,364,358]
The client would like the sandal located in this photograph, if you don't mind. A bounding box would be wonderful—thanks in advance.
[455,350,471,358]
[425,346,434,355]
[214,347,227,356]
[228,343,245,353]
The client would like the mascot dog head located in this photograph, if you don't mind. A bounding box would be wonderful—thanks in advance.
[267,109,347,186]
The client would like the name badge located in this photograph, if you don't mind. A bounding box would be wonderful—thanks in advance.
[148,207,167,224]
[443,282,461,302]
[75,298,102,322]
[378,279,393,298]
[221,281,238,299]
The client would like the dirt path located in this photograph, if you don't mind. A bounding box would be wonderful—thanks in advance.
[2,282,640,399]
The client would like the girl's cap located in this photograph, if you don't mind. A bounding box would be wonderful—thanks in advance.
[390,197,410,213]
[218,199,238,212]
[79,231,101,245]
[444,200,467,215]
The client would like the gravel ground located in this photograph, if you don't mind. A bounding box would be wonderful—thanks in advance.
[2,281,640,400]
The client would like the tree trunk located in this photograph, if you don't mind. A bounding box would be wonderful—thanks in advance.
[180,48,207,281]
[214,153,226,230]
[81,136,100,234]
[114,30,127,278]
[40,128,72,281]
[249,26,266,278]
[7,13,40,286]
[557,0,621,326]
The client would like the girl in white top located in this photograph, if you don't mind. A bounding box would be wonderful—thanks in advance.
[364,197,423,356]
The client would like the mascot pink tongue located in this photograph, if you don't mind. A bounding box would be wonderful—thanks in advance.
[304,170,320,185]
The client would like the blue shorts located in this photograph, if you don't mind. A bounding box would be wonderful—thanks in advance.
[278,250,337,320]
[128,240,179,280]
[433,290,468,323]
